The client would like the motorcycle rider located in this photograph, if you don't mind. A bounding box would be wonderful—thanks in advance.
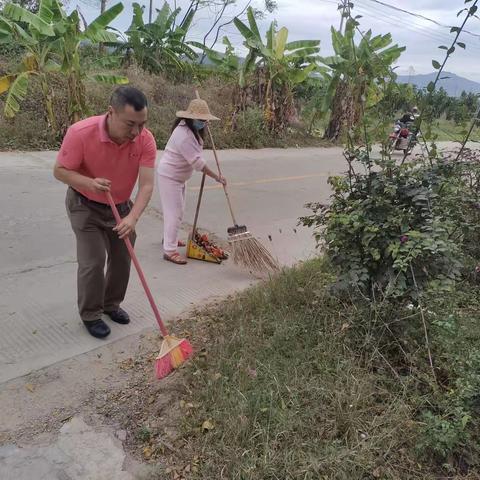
[389,108,419,154]
[398,111,415,125]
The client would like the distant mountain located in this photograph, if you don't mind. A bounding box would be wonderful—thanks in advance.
[396,72,480,96]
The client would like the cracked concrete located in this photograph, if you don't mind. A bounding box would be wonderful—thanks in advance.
[0,417,134,480]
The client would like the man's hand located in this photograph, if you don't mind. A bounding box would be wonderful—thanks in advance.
[90,178,111,193]
[113,214,137,239]
[217,175,227,186]
[113,213,137,239]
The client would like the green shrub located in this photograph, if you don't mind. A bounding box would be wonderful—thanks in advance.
[300,149,480,299]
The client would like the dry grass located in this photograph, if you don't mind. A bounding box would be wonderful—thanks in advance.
[0,67,328,151]
[92,259,480,479]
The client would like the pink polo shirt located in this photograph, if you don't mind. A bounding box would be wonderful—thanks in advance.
[57,114,157,204]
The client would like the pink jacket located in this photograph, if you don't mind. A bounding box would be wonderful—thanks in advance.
[156,121,206,183]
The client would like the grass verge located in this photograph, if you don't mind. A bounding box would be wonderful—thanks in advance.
[177,260,480,479]
[100,259,480,479]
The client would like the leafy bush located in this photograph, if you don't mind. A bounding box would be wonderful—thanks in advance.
[300,149,480,299]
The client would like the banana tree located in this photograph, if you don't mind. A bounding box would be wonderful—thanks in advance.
[0,0,127,129]
[190,36,240,80]
[118,1,197,76]
[0,0,60,130]
[233,7,320,131]
[54,2,128,123]
[320,19,405,141]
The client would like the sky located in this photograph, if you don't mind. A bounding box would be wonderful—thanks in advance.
[74,0,480,82]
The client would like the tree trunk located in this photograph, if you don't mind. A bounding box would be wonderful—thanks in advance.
[99,0,107,55]
[67,72,87,125]
[324,80,354,142]
[40,76,57,134]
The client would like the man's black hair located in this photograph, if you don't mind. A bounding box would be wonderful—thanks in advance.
[110,86,148,112]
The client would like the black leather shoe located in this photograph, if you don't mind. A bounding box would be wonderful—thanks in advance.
[104,308,130,325]
[83,319,111,339]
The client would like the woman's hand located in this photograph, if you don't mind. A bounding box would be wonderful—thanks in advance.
[202,166,227,186]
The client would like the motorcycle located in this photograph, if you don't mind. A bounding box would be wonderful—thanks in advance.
[388,118,417,155]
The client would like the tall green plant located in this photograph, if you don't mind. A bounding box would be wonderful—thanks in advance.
[0,0,127,129]
[0,0,60,130]
[54,2,128,123]
[194,7,319,131]
[320,20,404,141]
[119,1,196,76]
[233,7,320,131]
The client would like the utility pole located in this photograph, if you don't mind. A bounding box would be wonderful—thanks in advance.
[338,0,350,34]
[408,66,415,85]
[149,0,153,23]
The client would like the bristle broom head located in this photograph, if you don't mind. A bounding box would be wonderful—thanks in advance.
[155,336,193,379]
[228,232,279,273]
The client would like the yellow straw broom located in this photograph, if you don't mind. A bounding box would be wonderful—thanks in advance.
[106,192,193,379]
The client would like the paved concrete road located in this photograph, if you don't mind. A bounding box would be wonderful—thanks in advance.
[0,147,348,384]
[2,142,471,384]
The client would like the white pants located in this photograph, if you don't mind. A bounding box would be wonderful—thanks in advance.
[157,175,186,254]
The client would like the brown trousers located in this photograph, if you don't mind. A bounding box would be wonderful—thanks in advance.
[66,187,136,322]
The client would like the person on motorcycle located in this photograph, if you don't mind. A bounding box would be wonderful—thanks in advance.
[389,109,418,155]
[398,111,415,125]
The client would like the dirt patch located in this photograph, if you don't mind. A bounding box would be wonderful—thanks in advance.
[0,304,216,479]
[87,310,216,478]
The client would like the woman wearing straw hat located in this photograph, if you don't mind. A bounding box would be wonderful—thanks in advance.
[156,98,226,264]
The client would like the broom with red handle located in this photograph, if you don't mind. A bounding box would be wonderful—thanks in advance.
[106,191,193,379]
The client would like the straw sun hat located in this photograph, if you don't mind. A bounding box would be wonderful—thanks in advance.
[176,99,220,121]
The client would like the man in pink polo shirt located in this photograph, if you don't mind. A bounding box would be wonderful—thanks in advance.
[54,86,157,339]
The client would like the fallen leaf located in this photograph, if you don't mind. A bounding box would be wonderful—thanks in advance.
[143,446,152,459]
[213,372,222,381]
[180,400,186,409]
[25,384,35,393]
[202,420,214,432]
[341,323,350,332]
[372,467,382,478]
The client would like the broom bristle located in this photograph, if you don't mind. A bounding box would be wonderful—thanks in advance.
[155,336,193,379]
[228,231,279,273]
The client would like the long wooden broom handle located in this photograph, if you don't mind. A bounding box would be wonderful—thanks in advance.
[106,192,169,338]
[206,125,239,226]
[191,172,206,237]
[194,89,239,226]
